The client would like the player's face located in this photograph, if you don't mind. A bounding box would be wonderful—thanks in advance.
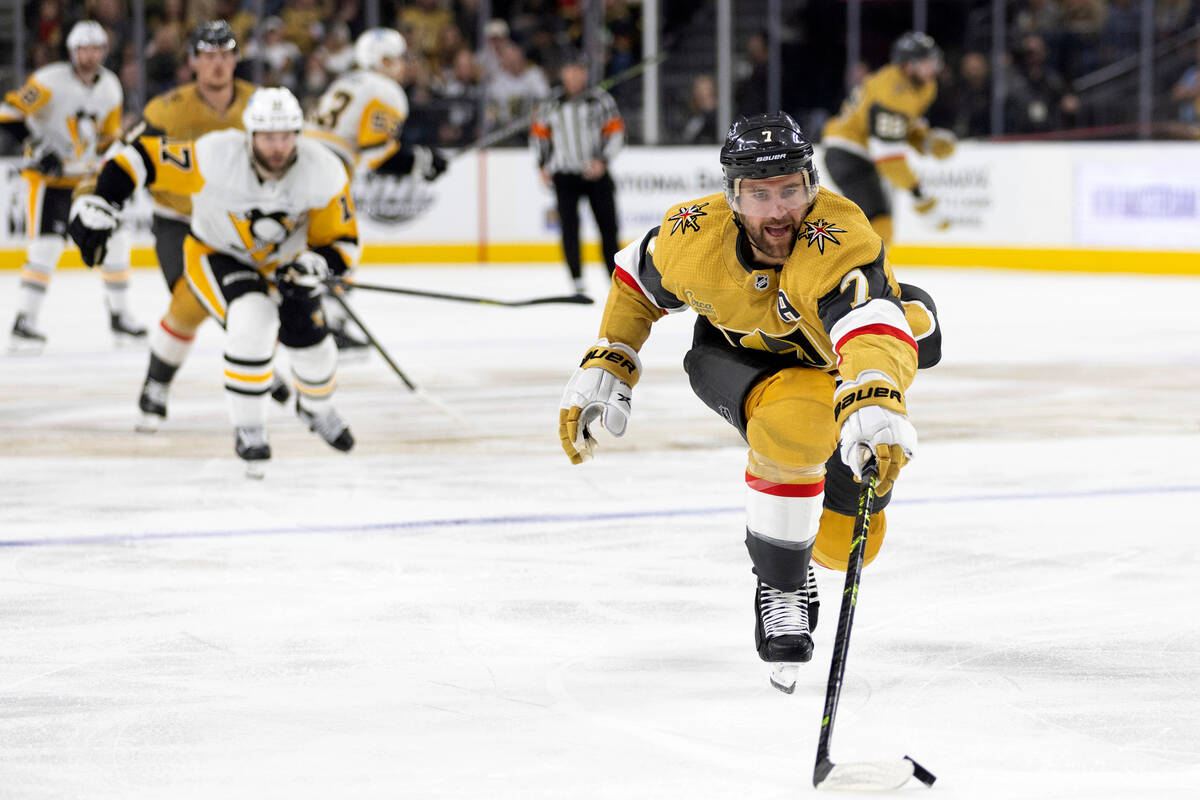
[251,131,298,176]
[379,55,406,83]
[907,55,941,85]
[191,48,237,88]
[734,173,814,263]
[71,45,107,75]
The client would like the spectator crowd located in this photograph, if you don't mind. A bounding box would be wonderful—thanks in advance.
[13,0,1200,151]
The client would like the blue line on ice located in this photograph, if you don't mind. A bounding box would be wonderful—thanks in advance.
[2,483,1197,549]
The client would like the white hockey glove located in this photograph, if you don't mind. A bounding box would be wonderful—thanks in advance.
[839,405,917,497]
[927,127,957,159]
[559,339,641,464]
[274,251,330,300]
[412,145,449,181]
[68,194,120,267]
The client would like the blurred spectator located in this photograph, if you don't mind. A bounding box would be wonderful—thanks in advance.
[485,40,550,145]
[282,0,329,55]
[680,73,718,143]
[302,52,330,101]
[736,31,769,116]
[432,24,467,74]
[89,0,132,72]
[145,23,183,98]
[33,0,67,53]
[1008,35,1081,133]
[244,16,302,91]
[212,0,258,46]
[1058,0,1106,77]
[1156,0,1198,36]
[454,0,483,49]
[1100,0,1141,63]
[1014,0,1063,38]
[314,23,357,78]
[478,18,511,75]
[398,0,455,71]
[1170,39,1200,123]
[151,0,189,46]
[945,51,993,139]
[434,47,484,146]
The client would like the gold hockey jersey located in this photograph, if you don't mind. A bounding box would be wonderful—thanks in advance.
[822,64,936,161]
[0,62,122,185]
[109,129,359,273]
[601,188,919,400]
[305,69,408,173]
[133,79,257,219]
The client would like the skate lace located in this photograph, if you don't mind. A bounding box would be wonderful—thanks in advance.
[142,380,168,406]
[806,564,820,604]
[759,584,810,638]
[236,426,269,449]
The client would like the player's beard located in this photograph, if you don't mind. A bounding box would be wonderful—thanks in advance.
[251,143,297,178]
[744,217,797,264]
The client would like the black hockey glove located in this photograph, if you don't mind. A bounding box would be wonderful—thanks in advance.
[274,251,330,300]
[31,142,63,177]
[414,145,448,181]
[68,194,120,267]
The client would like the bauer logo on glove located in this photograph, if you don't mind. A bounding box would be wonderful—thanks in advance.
[559,339,641,464]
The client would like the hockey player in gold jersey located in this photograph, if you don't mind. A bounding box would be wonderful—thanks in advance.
[126,20,285,431]
[822,31,956,245]
[69,87,359,475]
[0,20,144,349]
[558,112,942,693]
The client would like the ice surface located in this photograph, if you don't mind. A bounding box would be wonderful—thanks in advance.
[1,265,1198,799]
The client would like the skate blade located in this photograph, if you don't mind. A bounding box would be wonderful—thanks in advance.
[134,412,162,433]
[112,332,148,348]
[244,460,267,480]
[335,347,371,364]
[8,339,46,355]
[769,663,800,694]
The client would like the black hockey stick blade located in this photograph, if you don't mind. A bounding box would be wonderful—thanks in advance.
[327,278,594,307]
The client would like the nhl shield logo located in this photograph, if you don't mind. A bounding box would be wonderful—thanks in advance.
[754,273,769,290]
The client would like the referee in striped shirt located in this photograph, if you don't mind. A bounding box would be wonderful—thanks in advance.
[531,56,625,298]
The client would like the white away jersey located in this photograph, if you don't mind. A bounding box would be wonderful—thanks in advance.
[1,62,123,178]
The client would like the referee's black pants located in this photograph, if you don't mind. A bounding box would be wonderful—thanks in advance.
[552,171,619,279]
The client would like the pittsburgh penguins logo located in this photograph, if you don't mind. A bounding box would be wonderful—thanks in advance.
[229,209,298,262]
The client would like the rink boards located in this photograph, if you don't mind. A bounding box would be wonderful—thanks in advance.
[1,141,1198,273]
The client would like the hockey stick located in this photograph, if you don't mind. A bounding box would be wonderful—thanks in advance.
[327,277,595,308]
[812,462,937,792]
[324,288,418,391]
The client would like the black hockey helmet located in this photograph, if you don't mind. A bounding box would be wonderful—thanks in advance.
[720,111,819,213]
[890,31,941,66]
[189,20,238,56]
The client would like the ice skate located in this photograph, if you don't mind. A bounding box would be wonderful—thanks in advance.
[269,375,291,405]
[755,579,814,694]
[235,425,271,479]
[296,399,354,452]
[110,311,147,343]
[136,377,169,432]
[9,313,47,353]
[807,563,820,632]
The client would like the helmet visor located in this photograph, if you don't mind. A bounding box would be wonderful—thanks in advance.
[725,171,818,217]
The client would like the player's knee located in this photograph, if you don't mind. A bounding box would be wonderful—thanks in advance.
[27,235,65,269]
[166,280,210,332]
[745,371,838,468]
[224,292,278,358]
[870,214,894,246]
[811,507,887,571]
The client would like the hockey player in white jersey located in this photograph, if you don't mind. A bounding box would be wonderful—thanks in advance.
[0,20,144,349]
[306,27,448,351]
[69,88,359,474]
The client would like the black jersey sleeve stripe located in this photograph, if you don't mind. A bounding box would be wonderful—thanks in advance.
[815,245,900,333]
[633,226,686,311]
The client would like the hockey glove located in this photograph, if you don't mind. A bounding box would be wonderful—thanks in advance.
[30,141,63,177]
[274,251,330,300]
[413,145,449,181]
[912,186,950,230]
[559,339,641,464]
[839,404,917,497]
[928,128,957,159]
[68,194,120,267]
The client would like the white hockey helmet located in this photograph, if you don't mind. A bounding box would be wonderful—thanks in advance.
[242,88,304,133]
[354,28,406,71]
[67,20,109,54]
